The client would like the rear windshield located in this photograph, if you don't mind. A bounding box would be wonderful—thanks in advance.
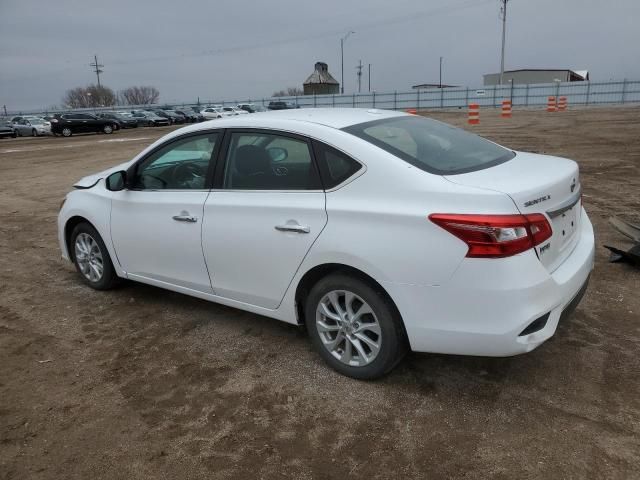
[343,116,515,175]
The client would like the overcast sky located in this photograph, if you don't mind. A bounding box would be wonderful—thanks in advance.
[1,0,639,111]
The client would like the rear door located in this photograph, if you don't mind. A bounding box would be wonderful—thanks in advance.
[202,129,327,309]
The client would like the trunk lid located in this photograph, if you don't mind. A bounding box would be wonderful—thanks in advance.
[445,151,582,272]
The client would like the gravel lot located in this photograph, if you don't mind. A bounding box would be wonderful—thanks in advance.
[1,107,639,479]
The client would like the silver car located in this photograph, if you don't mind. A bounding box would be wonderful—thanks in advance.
[13,117,51,137]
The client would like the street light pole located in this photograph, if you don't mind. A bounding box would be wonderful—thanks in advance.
[340,31,355,94]
[439,56,443,88]
[499,0,510,85]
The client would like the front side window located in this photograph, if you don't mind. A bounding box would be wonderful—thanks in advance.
[132,133,218,190]
[343,116,515,175]
[223,132,321,190]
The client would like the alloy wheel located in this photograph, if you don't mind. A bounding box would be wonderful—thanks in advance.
[74,233,104,282]
[316,290,382,367]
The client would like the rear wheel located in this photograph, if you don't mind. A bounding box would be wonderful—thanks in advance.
[32,129,37,137]
[70,223,119,290]
[62,127,72,137]
[103,124,113,134]
[305,274,407,379]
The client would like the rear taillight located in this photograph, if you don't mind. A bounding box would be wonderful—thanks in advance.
[429,213,552,258]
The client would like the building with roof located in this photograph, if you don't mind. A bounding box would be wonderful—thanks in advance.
[483,69,590,86]
[303,62,339,95]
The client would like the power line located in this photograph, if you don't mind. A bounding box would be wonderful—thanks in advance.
[89,55,104,88]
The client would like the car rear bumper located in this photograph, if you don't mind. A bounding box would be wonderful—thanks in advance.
[383,207,595,356]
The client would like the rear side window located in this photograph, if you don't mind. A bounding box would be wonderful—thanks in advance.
[313,141,362,189]
[343,116,515,175]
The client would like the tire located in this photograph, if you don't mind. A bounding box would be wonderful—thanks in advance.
[70,223,120,290]
[62,127,72,137]
[103,124,113,134]
[32,129,37,137]
[304,274,407,380]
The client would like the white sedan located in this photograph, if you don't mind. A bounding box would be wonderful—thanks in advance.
[57,108,594,379]
[200,107,234,120]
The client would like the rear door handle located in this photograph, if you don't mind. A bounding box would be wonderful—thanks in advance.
[172,214,198,223]
[275,223,310,234]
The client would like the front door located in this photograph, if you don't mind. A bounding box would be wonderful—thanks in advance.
[110,132,220,293]
[202,130,327,309]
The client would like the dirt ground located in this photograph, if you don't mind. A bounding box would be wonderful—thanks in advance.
[1,107,639,480]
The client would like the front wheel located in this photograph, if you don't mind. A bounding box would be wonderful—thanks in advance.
[61,127,72,137]
[32,129,38,137]
[103,124,113,134]
[304,274,407,380]
[70,223,120,290]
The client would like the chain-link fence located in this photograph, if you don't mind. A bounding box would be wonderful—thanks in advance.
[7,79,640,115]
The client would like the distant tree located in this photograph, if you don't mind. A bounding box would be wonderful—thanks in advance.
[62,84,116,108]
[273,86,304,97]
[119,86,160,105]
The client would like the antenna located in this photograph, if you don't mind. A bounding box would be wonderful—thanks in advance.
[89,55,104,88]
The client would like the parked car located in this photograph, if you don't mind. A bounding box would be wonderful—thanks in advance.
[97,112,139,129]
[50,113,117,137]
[130,111,170,127]
[237,103,267,113]
[174,109,203,123]
[57,108,594,379]
[12,117,51,136]
[200,107,224,120]
[0,122,17,139]
[152,109,185,124]
[268,101,299,110]
[220,106,248,116]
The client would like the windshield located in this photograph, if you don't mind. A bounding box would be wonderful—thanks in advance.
[343,116,515,175]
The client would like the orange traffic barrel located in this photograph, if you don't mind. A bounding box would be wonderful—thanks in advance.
[501,99,512,118]
[406,108,418,115]
[547,96,557,112]
[468,103,480,125]
[557,96,567,111]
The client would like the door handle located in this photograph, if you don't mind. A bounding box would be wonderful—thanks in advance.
[275,223,310,234]
[172,214,198,223]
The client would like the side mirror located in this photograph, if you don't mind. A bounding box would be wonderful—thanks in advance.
[267,147,288,162]
[105,171,127,191]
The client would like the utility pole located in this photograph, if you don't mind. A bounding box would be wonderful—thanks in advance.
[356,60,363,93]
[439,56,443,88]
[90,54,104,88]
[368,64,371,92]
[499,0,510,85]
[340,31,355,94]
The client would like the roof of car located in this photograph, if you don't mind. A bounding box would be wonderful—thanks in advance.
[192,108,407,132]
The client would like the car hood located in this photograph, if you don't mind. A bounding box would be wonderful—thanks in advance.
[73,160,132,188]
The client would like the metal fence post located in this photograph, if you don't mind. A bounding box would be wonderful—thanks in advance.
[416,90,420,109]
[313,94,317,107]
[332,95,335,107]
[394,91,397,110]
[525,84,529,106]
[352,94,355,107]
[465,87,469,106]
[621,79,627,103]
[585,82,590,105]
[493,86,497,107]
[295,95,299,107]
[373,92,376,108]
[440,88,444,108]
[555,81,561,103]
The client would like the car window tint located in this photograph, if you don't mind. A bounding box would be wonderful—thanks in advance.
[313,142,362,189]
[223,132,321,190]
[133,133,218,190]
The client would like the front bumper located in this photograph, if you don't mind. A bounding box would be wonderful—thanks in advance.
[383,207,595,356]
